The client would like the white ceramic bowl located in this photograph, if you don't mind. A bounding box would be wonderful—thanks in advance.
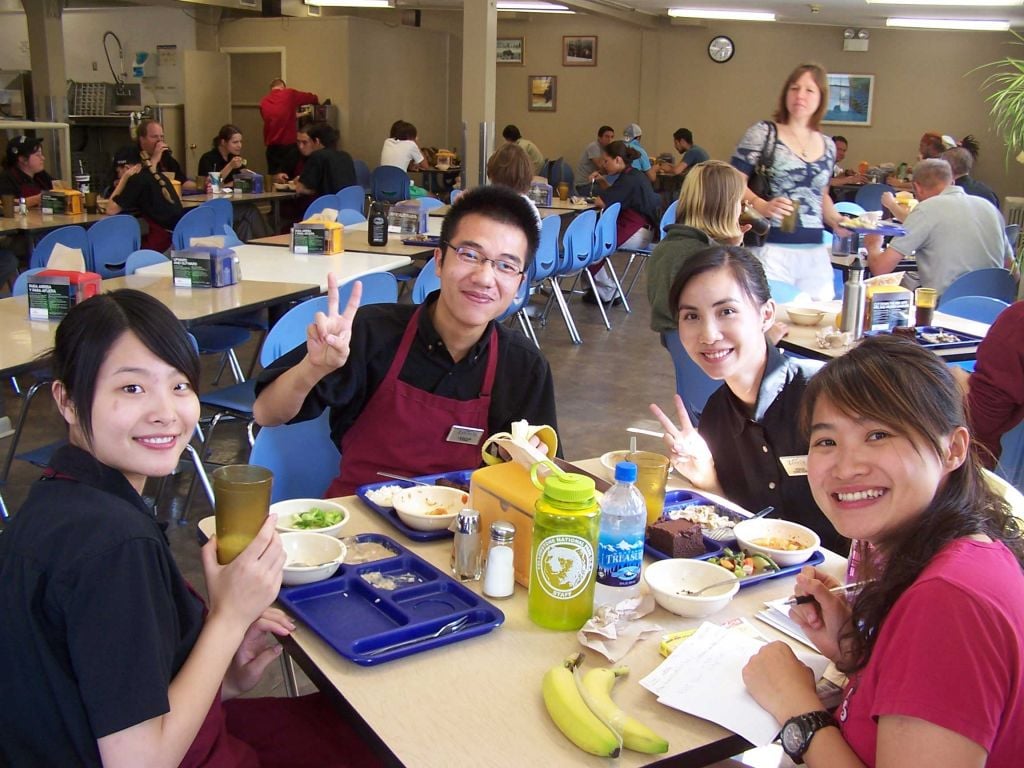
[271,498,350,537]
[785,307,827,327]
[600,450,631,472]
[281,532,346,586]
[644,558,740,618]
[733,518,819,567]
[392,485,469,531]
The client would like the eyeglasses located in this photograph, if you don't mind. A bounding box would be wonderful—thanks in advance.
[445,242,525,279]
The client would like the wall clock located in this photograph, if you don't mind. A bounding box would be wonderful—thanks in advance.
[708,35,735,63]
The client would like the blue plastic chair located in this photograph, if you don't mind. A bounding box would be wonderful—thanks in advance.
[125,249,169,274]
[172,206,217,250]
[450,189,464,204]
[531,214,579,344]
[337,209,366,226]
[497,267,539,346]
[660,203,677,238]
[250,411,341,502]
[937,296,1009,324]
[768,279,802,304]
[997,422,1024,493]
[87,215,142,278]
[412,257,440,304]
[371,166,411,203]
[591,203,630,315]
[938,268,1017,306]
[854,183,894,212]
[29,226,91,270]
[12,267,46,296]
[336,184,365,214]
[544,158,574,187]
[202,198,233,232]
[303,194,342,220]
[662,330,720,425]
[353,159,372,194]
[417,197,445,212]
[834,201,866,216]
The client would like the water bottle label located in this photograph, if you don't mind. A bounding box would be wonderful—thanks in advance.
[596,533,644,588]
[534,535,594,600]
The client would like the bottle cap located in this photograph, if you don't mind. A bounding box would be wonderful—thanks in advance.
[490,520,516,543]
[541,471,596,504]
[614,461,638,483]
[455,508,481,534]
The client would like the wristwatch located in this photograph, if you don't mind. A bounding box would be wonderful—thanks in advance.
[780,710,838,764]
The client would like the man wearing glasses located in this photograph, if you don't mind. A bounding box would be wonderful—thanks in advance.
[254,185,558,495]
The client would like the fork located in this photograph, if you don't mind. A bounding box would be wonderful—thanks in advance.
[704,506,775,542]
[365,615,471,657]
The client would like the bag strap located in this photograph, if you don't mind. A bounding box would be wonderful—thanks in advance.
[761,121,778,169]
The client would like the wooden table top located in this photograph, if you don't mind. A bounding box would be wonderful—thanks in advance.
[0,209,108,234]
[281,458,846,768]
[179,190,298,208]
[248,224,437,259]
[427,202,581,220]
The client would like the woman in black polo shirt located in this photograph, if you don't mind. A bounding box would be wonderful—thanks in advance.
[649,244,846,554]
[197,124,247,186]
[0,134,54,208]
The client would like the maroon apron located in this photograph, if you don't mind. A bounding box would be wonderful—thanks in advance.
[326,305,499,497]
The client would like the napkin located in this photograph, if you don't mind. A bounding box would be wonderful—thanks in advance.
[46,243,86,271]
[188,235,227,249]
[303,209,339,224]
[577,594,663,662]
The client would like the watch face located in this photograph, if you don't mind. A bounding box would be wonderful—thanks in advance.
[708,35,734,63]
[782,721,806,754]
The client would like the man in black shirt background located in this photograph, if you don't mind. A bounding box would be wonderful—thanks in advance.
[294,121,356,199]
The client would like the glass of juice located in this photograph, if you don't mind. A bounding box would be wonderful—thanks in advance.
[626,451,670,524]
[213,464,273,564]
[915,287,938,327]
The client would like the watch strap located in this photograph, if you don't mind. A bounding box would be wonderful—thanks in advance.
[782,710,838,764]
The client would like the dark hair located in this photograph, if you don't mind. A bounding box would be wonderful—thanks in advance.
[269,78,286,89]
[800,335,1021,674]
[919,132,945,159]
[602,140,640,166]
[832,135,848,146]
[774,64,828,129]
[598,125,614,137]
[48,290,199,443]
[959,134,980,160]
[486,143,533,194]
[668,244,770,322]
[440,185,540,269]
[212,124,241,151]
[388,119,406,139]
[502,124,522,142]
[395,122,418,142]
[673,128,694,145]
[304,121,339,150]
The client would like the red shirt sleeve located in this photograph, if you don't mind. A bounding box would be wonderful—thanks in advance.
[968,301,1024,466]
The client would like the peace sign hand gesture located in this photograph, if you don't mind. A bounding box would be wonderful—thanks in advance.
[306,272,362,372]
[649,395,720,492]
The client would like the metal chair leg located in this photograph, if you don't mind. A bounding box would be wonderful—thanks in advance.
[1,378,50,484]
[548,276,582,344]
[583,270,612,331]
[280,649,299,697]
[603,255,632,314]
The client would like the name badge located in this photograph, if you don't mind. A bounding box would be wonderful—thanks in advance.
[779,455,808,476]
[446,425,485,446]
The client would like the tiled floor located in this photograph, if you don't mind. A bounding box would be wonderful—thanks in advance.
[0,256,790,766]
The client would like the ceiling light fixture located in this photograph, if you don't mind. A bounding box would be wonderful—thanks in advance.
[886,17,1011,31]
[869,0,1021,5]
[667,8,776,21]
[496,1,574,13]
[306,0,393,7]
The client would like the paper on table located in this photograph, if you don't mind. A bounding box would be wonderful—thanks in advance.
[756,598,820,653]
[639,622,830,747]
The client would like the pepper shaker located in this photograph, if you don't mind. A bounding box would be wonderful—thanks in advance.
[482,521,516,599]
[450,508,483,582]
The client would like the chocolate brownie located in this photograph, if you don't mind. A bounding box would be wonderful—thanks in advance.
[647,518,706,558]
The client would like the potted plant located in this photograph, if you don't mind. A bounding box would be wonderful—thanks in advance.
[977,31,1024,164]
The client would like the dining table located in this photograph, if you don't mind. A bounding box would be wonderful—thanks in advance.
[247,223,437,260]
[278,457,847,768]
[0,209,109,236]
[180,189,299,232]
[428,199,595,219]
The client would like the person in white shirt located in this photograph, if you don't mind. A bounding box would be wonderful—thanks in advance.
[380,121,430,172]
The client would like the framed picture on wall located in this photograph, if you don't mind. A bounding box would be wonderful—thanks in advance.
[563,35,597,66]
[497,37,524,65]
[823,74,874,126]
[528,75,557,112]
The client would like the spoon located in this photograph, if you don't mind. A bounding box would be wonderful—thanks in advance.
[377,471,431,487]
[705,506,776,542]
[677,576,740,597]
[366,615,471,656]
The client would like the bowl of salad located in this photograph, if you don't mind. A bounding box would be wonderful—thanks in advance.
[271,498,350,538]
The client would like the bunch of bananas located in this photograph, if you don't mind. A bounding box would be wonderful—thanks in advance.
[541,652,669,758]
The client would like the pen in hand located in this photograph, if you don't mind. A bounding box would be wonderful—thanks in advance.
[785,580,870,606]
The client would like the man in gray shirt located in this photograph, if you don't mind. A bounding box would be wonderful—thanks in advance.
[864,159,1011,294]
[574,125,613,192]
[657,128,710,179]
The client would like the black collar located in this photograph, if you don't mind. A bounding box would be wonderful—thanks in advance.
[418,292,495,365]
[45,444,154,519]
[721,341,792,434]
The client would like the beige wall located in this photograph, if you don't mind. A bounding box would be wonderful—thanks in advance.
[496,17,1023,203]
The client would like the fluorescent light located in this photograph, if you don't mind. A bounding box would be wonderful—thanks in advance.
[668,8,776,22]
[886,17,1011,31]
[306,0,393,7]
[497,1,573,12]
[870,0,1020,5]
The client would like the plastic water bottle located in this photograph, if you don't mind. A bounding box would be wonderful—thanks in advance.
[594,461,647,609]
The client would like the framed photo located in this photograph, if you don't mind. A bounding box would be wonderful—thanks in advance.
[528,75,557,112]
[563,35,597,66]
[823,74,874,126]
[496,37,524,66]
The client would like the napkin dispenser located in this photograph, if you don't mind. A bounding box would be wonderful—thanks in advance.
[529,182,553,207]
[388,200,428,235]
[172,247,239,288]
[470,462,542,588]
[865,285,912,331]
[233,170,263,194]
[292,218,344,254]
[27,269,101,322]
[40,189,84,215]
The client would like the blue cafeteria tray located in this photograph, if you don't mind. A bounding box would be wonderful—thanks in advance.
[839,222,906,237]
[277,533,504,666]
[401,235,442,248]
[356,469,475,542]
[864,326,983,352]
[706,549,826,589]
[644,489,740,561]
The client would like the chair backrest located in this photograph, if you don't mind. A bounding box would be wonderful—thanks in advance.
[561,209,598,272]
[259,272,399,366]
[202,198,233,231]
[250,411,340,502]
[303,194,342,220]
[660,202,677,239]
[939,267,1017,305]
[592,202,620,262]
[497,267,533,323]
[663,329,720,425]
[834,201,866,216]
[412,256,441,303]
[87,215,142,278]
[171,205,217,250]
[125,249,169,275]
[12,267,46,296]
[417,197,445,212]
[936,295,1009,324]
[531,214,563,283]
[336,184,366,214]
[336,208,366,226]
[353,159,372,193]
[29,225,91,270]
[450,188,464,204]
[1005,223,1021,254]
[853,183,894,212]
[768,279,802,304]
[544,158,574,187]
[371,166,411,203]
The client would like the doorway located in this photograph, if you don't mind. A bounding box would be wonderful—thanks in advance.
[223,48,286,174]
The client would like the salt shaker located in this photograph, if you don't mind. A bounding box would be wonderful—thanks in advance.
[450,508,483,582]
[483,521,516,599]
